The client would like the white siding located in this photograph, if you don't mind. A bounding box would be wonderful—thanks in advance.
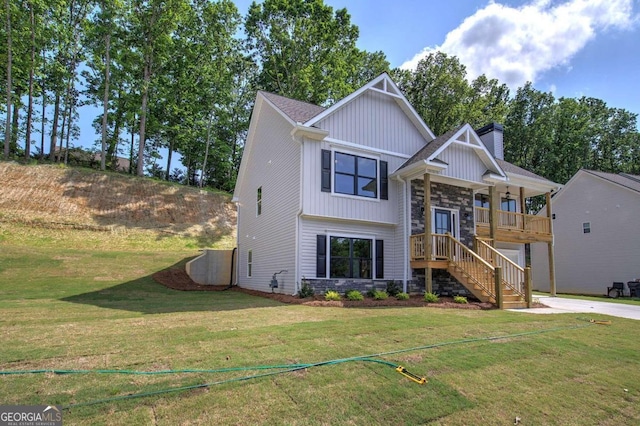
[531,173,640,294]
[316,89,427,155]
[436,143,488,183]
[236,103,300,293]
[299,217,402,280]
[302,141,405,223]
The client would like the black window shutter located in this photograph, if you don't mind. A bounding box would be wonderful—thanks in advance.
[316,235,327,277]
[321,150,331,192]
[375,240,384,279]
[380,161,388,200]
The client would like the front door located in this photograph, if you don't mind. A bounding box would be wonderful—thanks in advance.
[434,208,455,237]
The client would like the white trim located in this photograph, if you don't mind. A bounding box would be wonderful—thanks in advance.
[259,92,297,126]
[368,86,403,99]
[325,232,378,280]
[291,124,329,140]
[331,149,381,201]
[305,73,436,141]
[300,213,397,227]
[431,206,460,239]
[429,124,506,179]
[325,137,411,159]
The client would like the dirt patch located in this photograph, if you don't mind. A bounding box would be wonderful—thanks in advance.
[153,267,496,310]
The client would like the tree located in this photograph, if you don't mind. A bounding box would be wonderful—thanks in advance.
[245,0,387,105]
[395,52,470,136]
[130,0,188,176]
[3,0,12,159]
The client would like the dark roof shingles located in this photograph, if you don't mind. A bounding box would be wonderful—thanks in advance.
[585,170,640,194]
[259,91,326,123]
[397,126,462,170]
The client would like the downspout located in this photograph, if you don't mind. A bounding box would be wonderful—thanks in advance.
[293,132,304,295]
[234,202,240,286]
[225,247,237,290]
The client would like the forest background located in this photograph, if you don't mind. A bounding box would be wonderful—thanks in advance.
[2,0,638,197]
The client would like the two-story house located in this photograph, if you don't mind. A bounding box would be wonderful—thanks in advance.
[232,73,561,308]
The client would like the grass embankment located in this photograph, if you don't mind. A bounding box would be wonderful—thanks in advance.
[1,222,640,425]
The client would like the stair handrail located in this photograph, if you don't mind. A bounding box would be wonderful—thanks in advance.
[476,239,525,297]
[445,234,496,300]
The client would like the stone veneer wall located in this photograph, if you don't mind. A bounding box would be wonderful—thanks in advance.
[304,279,396,295]
[410,180,474,247]
[303,279,426,295]
[410,178,476,297]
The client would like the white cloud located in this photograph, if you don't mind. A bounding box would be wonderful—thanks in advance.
[400,0,636,88]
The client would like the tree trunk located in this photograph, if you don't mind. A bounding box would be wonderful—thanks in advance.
[4,0,12,159]
[200,112,214,188]
[129,115,135,174]
[11,99,20,150]
[39,50,46,160]
[58,98,66,163]
[100,21,111,171]
[137,56,151,176]
[25,1,35,161]
[165,139,173,181]
[50,94,60,161]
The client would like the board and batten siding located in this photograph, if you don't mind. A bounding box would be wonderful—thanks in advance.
[530,173,640,294]
[315,89,428,155]
[299,217,402,280]
[236,103,300,293]
[302,141,406,223]
[435,143,489,183]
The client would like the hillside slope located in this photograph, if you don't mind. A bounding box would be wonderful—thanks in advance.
[0,162,236,243]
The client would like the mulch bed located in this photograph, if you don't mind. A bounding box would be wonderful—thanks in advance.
[153,267,495,310]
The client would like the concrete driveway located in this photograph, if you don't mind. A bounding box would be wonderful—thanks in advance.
[511,295,640,320]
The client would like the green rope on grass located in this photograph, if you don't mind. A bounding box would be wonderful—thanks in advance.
[1,323,594,410]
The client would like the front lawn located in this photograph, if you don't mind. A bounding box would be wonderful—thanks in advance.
[2,225,640,425]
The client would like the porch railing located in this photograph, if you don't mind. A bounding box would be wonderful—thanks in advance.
[410,233,449,260]
[474,207,551,235]
[475,239,525,297]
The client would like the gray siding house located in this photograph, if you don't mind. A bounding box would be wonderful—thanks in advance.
[531,170,640,295]
[233,74,561,308]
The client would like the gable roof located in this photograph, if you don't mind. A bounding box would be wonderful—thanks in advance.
[398,125,464,170]
[496,159,554,183]
[259,91,326,123]
[583,170,640,194]
[305,73,436,142]
[393,123,506,180]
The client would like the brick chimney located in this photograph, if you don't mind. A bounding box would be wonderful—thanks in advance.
[476,123,504,160]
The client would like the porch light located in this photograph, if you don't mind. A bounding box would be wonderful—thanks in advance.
[505,186,511,199]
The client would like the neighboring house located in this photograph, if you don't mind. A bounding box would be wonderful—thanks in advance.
[531,169,640,295]
[232,73,561,308]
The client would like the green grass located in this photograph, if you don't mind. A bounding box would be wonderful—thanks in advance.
[2,226,640,425]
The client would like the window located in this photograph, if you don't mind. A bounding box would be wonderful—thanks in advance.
[247,250,253,277]
[330,237,372,279]
[321,150,388,199]
[583,222,591,234]
[317,235,384,279]
[334,152,377,198]
[474,194,489,208]
[257,187,262,216]
[501,198,516,212]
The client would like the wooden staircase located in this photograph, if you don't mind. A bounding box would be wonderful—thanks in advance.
[430,234,530,309]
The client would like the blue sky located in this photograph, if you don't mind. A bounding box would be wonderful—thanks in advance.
[75,0,639,155]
